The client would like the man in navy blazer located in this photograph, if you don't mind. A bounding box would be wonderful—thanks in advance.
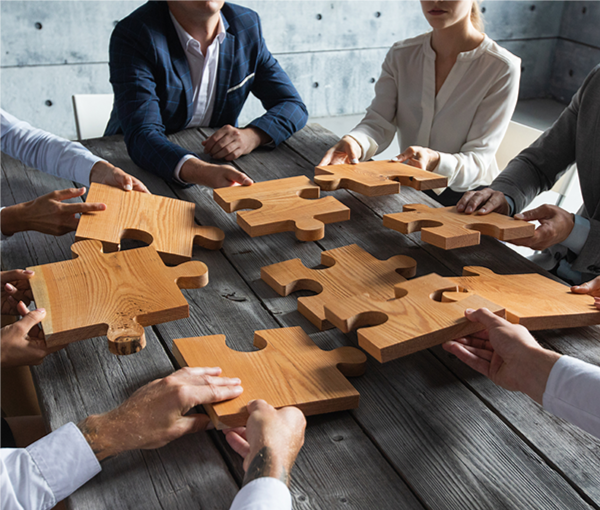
[105,1,308,187]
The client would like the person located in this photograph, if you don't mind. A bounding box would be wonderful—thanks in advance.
[443,307,600,439]
[1,366,306,510]
[106,0,308,188]
[319,0,520,206]
[0,109,149,237]
[456,64,600,285]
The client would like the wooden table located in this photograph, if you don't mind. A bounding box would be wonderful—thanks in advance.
[2,125,599,510]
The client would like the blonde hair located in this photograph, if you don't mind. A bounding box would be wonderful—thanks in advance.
[471,1,485,33]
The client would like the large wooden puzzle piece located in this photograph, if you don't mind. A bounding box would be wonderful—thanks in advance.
[76,183,224,265]
[383,203,535,249]
[442,266,600,330]
[314,160,448,196]
[213,176,350,241]
[27,240,208,355]
[173,326,367,428]
[261,244,417,329]
[324,273,505,362]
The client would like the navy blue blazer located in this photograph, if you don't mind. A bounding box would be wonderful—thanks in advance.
[105,1,308,182]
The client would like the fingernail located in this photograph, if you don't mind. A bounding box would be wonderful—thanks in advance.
[24,270,34,275]
[5,283,16,291]
[391,157,399,162]
[124,184,132,191]
[351,158,359,164]
[36,308,46,313]
[465,308,475,314]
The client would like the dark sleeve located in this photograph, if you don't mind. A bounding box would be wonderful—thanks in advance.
[247,16,308,146]
[109,22,196,182]
[489,69,600,213]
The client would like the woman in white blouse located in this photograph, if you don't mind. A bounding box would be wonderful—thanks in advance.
[319,0,521,206]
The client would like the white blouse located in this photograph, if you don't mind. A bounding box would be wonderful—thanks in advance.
[349,32,521,192]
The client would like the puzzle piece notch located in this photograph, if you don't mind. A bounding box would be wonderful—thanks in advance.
[172,326,366,429]
[28,240,209,355]
[76,183,225,265]
[324,273,505,362]
[314,160,448,196]
[442,266,600,330]
[261,244,417,329]
[383,203,535,249]
[213,176,350,241]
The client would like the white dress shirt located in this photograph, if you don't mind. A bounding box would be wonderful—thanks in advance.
[543,355,600,439]
[0,109,102,186]
[348,32,521,193]
[169,12,227,183]
[1,422,291,510]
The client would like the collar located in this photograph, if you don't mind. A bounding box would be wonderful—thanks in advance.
[423,32,491,62]
[169,10,226,55]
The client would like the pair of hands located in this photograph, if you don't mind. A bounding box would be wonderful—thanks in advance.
[456,188,578,251]
[319,135,440,172]
[77,367,306,486]
[180,125,270,188]
[1,161,149,237]
[0,269,61,367]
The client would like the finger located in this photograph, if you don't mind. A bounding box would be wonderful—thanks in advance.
[247,399,271,415]
[464,191,491,214]
[224,168,253,186]
[201,375,242,387]
[222,427,246,438]
[393,147,415,163]
[595,297,600,310]
[1,269,34,285]
[571,277,600,297]
[514,205,552,222]
[456,191,476,213]
[509,224,551,250]
[225,430,251,458]
[318,149,335,166]
[443,341,491,376]
[171,367,223,382]
[116,171,134,191]
[62,202,107,216]
[203,127,229,153]
[212,140,238,160]
[17,307,46,332]
[52,187,86,201]
[465,308,509,330]
[130,177,151,194]
[199,384,243,404]
[476,193,507,215]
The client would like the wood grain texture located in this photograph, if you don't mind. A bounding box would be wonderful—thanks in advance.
[383,203,535,249]
[324,273,505,362]
[76,183,224,264]
[173,326,366,429]
[28,240,208,355]
[213,175,350,241]
[314,160,448,195]
[261,243,416,330]
[444,266,600,330]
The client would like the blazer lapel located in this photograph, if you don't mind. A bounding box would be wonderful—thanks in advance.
[212,25,235,125]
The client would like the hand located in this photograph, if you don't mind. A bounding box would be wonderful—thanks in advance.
[319,135,362,166]
[1,301,61,367]
[456,187,510,215]
[442,308,561,404]
[511,205,574,250]
[202,125,270,161]
[1,269,34,315]
[179,157,253,188]
[89,160,150,193]
[571,276,600,310]
[77,367,243,461]
[393,146,440,172]
[0,188,106,237]
[225,400,306,487]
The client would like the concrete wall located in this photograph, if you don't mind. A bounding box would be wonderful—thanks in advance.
[1,1,598,140]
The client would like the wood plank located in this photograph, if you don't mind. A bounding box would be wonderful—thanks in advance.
[1,152,240,509]
[195,126,595,509]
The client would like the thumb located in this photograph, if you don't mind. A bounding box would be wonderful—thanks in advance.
[18,307,46,332]
[116,171,134,191]
[514,206,546,222]
[464,307,507,329]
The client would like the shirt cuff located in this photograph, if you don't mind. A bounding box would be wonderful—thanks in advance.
[347,131,378,161]
[27,422,101,503]
[229,477,291,510]
[559,215,590,255]
[79,152,104,187]
[173,154,198,184]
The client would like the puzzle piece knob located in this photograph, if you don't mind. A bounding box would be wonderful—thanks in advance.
[107,322,146,355]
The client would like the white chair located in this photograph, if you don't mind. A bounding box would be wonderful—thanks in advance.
[72,94,114,140]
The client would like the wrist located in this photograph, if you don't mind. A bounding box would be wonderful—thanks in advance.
[243,446,292,487]
[77,413,123,462]
[518,345,562,405]
[179,157,205,185]
[245,126,271,149]
[89,160,113,184]
[1,203,28,236]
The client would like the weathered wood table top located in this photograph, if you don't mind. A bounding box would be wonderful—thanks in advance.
[2,125,599,510]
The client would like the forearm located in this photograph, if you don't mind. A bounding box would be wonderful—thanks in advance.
[517,346,561,405]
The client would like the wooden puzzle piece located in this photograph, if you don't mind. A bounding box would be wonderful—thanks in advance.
[314,160,448,196]
[213,176,350,241]
[28,240,208,355]
[324,273,505,362]
[383,203,535,249]
[76,183,224,265]
[172,326,367,428]
[261,244,417,329]
[442,266,600,330]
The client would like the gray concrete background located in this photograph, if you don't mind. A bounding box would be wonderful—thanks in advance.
[1,1,599,140]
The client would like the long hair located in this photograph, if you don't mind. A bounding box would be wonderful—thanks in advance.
[471,1,485,33]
